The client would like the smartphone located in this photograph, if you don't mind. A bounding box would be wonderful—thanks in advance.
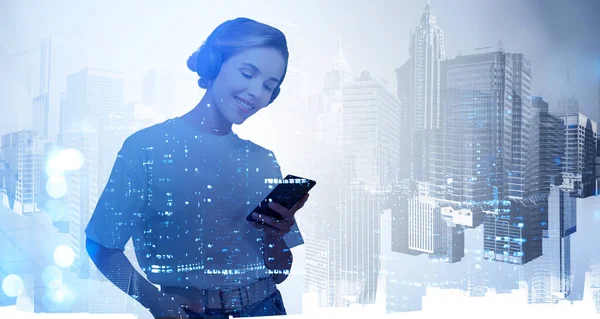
[246,174,316,223]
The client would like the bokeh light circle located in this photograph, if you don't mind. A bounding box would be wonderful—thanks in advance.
[46,175,67,199]
[53,245,75,268]
[41,266,63,289]
[46,148,84,177]
[2,274,24,297]
[47,284,75,304]
[60,149,84,171]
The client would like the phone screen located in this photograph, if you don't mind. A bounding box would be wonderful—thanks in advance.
[246,174,316,223]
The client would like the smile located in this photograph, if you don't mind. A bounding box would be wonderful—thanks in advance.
[235,97,254,112]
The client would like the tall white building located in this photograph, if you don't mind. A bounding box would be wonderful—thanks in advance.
[341,71,401,191]
[303,38,352,308]
[409,1,446,182]
[62,128,99,280]
[32,38,61,143]
[338,181,384,306]
[320,37,353,147]
[408,182,445,254]
[395,60,412,181]
[62,68,126,279]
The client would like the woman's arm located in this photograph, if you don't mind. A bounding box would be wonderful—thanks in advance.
[263,234,293,284]
[86,238,200,317]
[86,238,157,305]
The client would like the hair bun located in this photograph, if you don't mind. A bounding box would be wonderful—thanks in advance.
[187,49,200,73]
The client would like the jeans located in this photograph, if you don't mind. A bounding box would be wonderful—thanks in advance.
[182,289,287,318]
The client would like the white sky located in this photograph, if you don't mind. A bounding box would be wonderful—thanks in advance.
[2,0,599,121]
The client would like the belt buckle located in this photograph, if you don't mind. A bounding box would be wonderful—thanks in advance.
[219,287,249,311]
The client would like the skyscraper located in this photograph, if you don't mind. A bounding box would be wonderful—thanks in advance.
[483,196,545,265]
[597,78,600,195]
[432,47,538,203]
[390,181,422,256]
[409,1,446,182]
[338,181,384,306]
[61,68,125,279]
[583,118,597,197]
[337,68,399,306]
[0,131,45,215]
[62,129,99,280]
[560,113,598,197]
[395,60,412,181]
[408,183,446,255]
[341,71,401,191]
[525,185,577,303]
[554,69,579,116]
[434,50,510,202]
[596,135,600,195]
[32,38,61,143]
[532,96,565,195]
[322,37,352,147]
[509,53,537,199]
[304,38,352,308]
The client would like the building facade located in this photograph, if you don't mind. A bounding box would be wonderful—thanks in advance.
[560,113,597,198]
[341,71,401,191]
[532,96,565,196]
[0,131,45,215]
[408,2,446,182]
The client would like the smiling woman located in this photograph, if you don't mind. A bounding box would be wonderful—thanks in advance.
[184,18,289,134]
[84,17,308,319]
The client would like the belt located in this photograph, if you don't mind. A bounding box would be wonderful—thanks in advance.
[161,276,277,312]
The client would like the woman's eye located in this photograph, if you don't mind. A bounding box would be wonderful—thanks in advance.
[264,84,273,92]
[241,72,252,79]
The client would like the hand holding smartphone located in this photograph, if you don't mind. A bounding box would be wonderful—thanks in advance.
[246,174,316,224]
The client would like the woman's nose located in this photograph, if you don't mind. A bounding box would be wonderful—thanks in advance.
[247,80,263,100]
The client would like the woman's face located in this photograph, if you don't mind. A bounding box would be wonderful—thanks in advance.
[208,47,286,125]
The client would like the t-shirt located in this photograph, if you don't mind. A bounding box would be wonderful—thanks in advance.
[85,117,304,290]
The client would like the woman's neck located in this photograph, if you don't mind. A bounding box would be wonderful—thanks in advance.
[180,93,233,136]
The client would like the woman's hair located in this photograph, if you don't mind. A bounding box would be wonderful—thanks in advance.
[187,18,289,93]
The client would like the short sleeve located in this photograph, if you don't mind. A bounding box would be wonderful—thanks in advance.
[85,140,146,251]
[270,151,304,249]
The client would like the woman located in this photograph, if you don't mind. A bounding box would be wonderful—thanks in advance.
[85,17,310,318]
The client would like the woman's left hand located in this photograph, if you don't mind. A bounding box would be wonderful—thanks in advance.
[251,193,310,238]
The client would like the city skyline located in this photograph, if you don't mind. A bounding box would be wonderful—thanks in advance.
[1,0,600,317]
[2,0,600,135]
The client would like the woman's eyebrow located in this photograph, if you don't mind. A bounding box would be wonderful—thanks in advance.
[241,63,280,83]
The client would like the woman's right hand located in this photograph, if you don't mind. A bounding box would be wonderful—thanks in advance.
[147,292,206,319]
